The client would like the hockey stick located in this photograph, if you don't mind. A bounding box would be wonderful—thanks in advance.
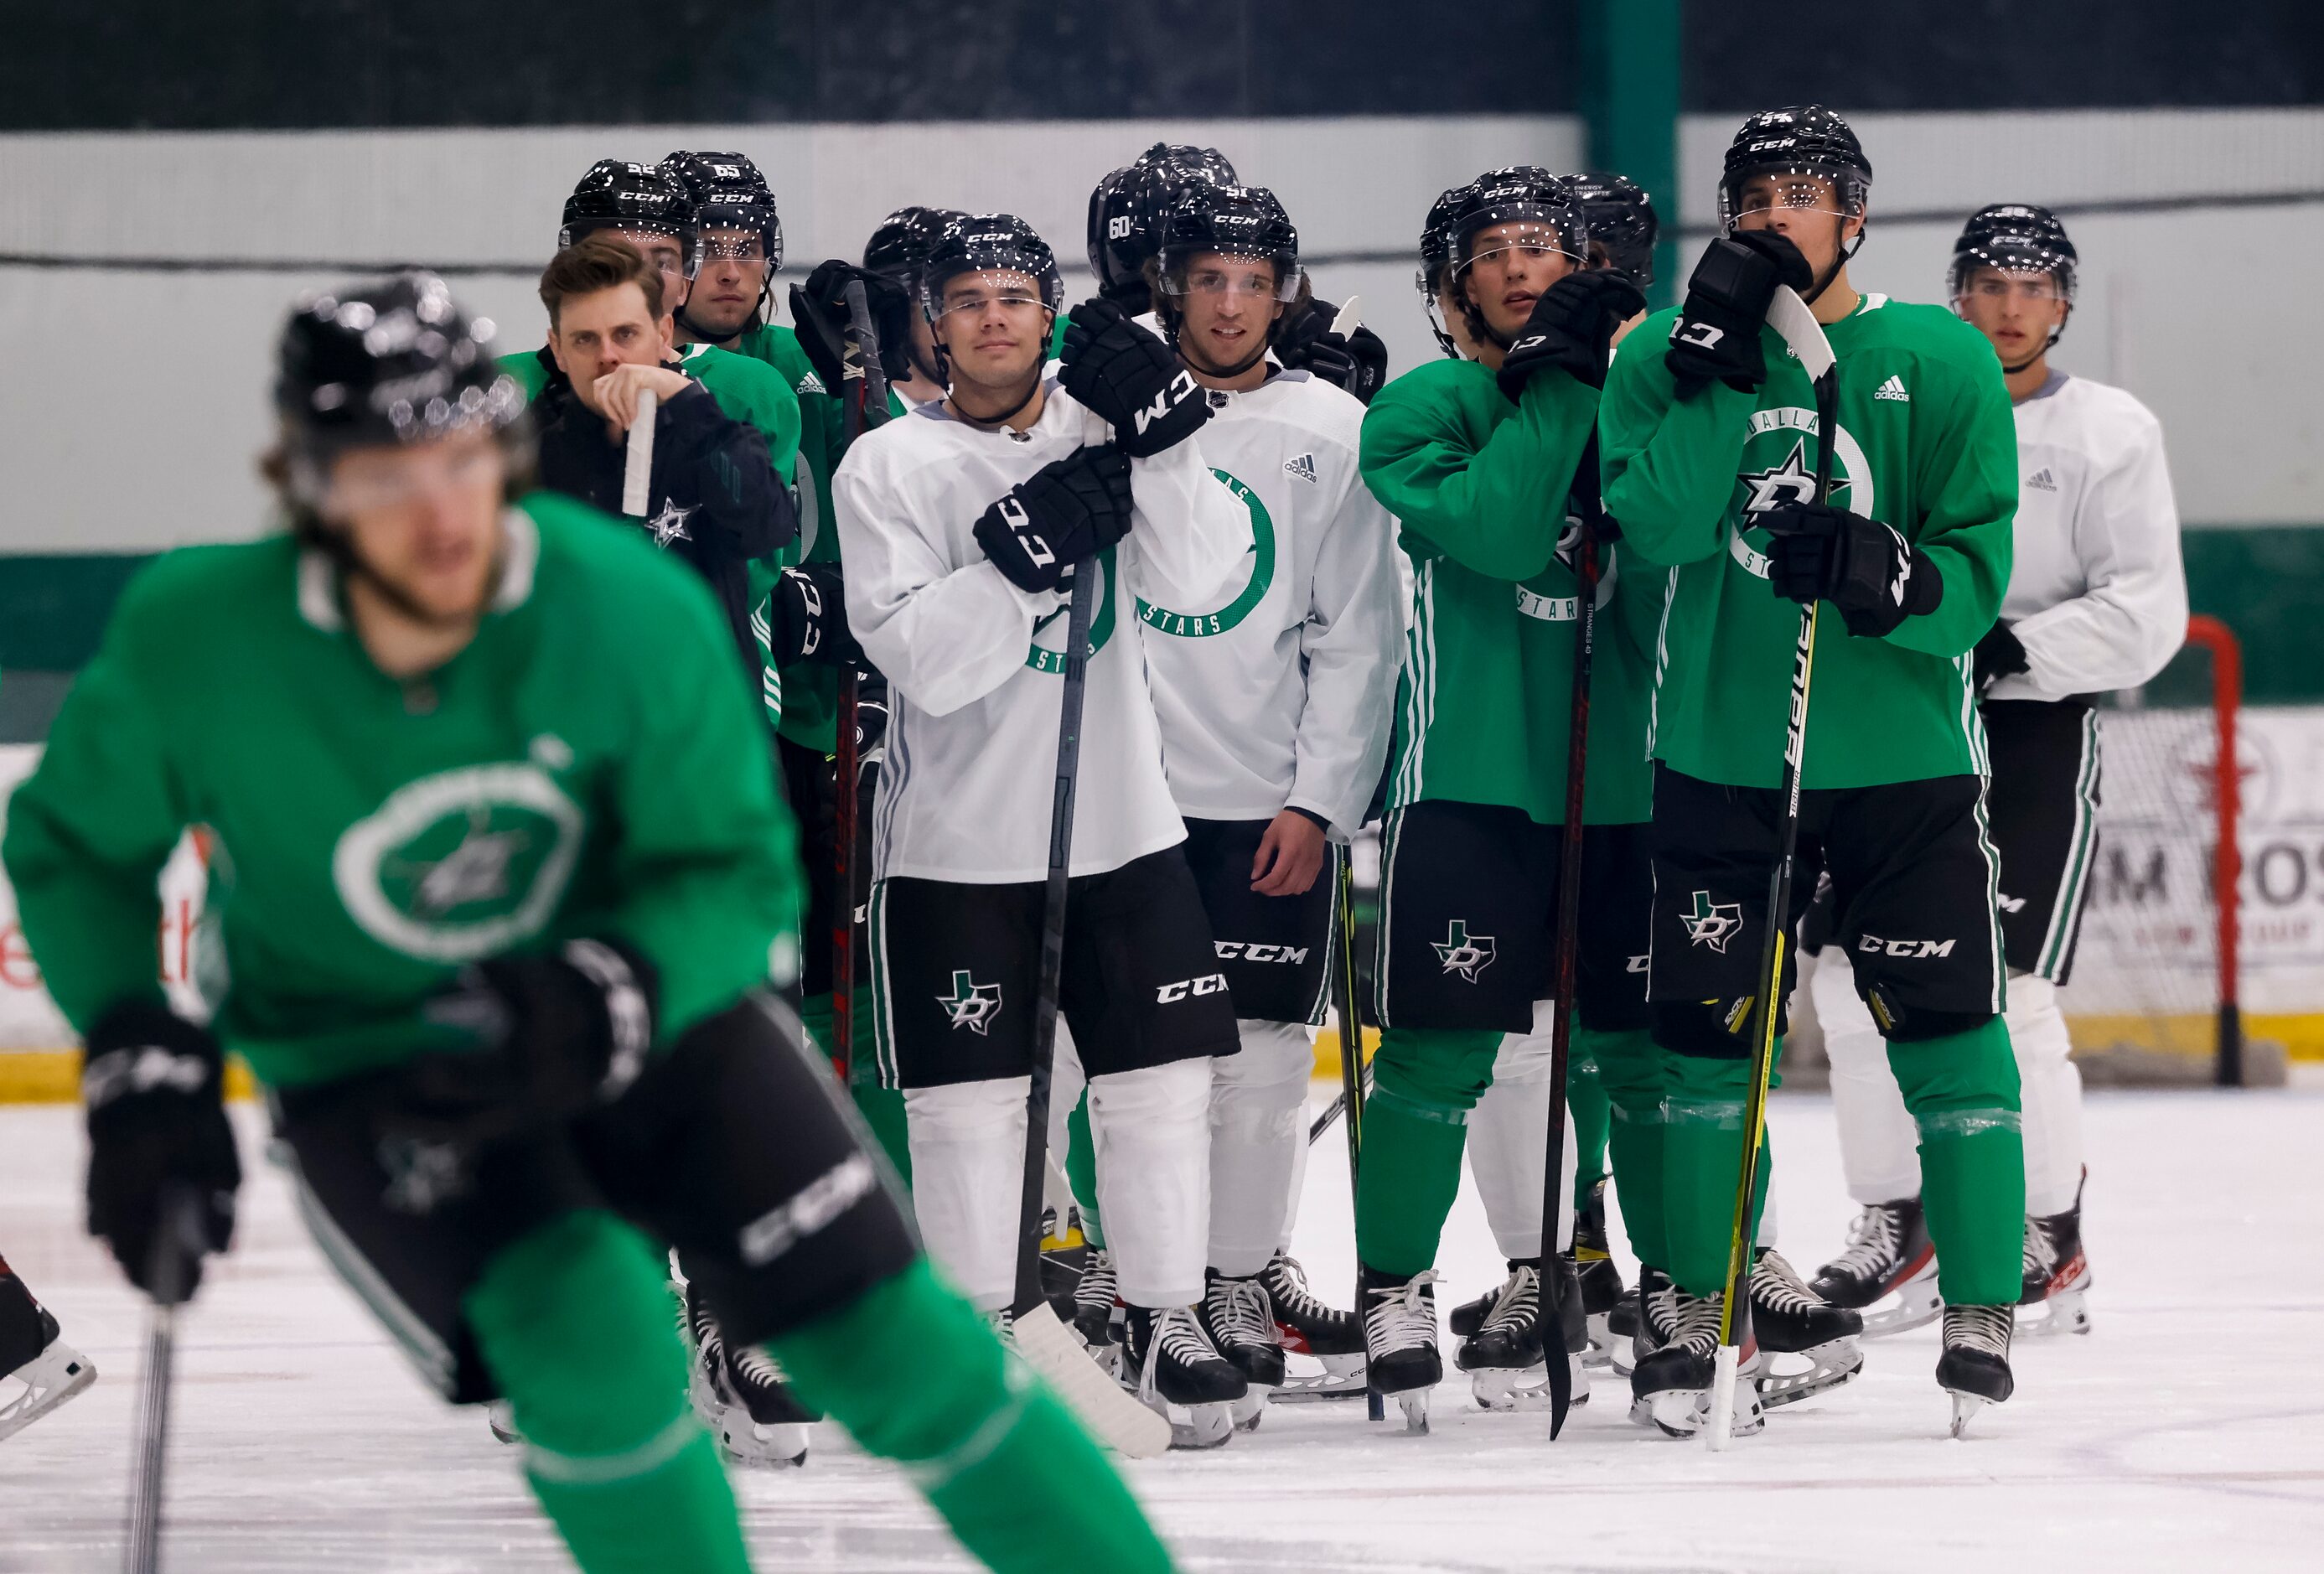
[123,1185,204,1574]
[1305,1055,1372,1145]
[1706,285,1838,1451]
[1326,846,1387,1421]
[1004,411,1170,1460]
[830,279,889,1089]
[621,387,657,516]
[1531,433,1611,1440]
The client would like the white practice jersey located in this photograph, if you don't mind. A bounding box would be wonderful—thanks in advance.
[1138,370,1401,836]
[836,379,1244,883]
[1987,370,2187,703]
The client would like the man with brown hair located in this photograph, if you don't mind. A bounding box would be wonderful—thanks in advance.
[531,235,793,674]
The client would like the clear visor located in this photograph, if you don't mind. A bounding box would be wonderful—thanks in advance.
[697,232,772,266]
[1722,166,1866,230]
[601,223,699,282]
[1956,244,2073,303]
[1162,252,1302,304]
[323,428,508,514]
[927,269,1052,320]
[1457,218,1581,276]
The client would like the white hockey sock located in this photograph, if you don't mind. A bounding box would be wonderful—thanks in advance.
[1090,1058,1212,1308]
[2006,976,2085,1216]
[903,1077,1029,1311]
[1205,1019,1313,1278]
[1810,950,1924,1205]
[1466,1004,1576,1261]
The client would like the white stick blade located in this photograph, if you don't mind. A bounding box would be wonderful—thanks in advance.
[1330,296,1363,337]
[1705,1344,1740,1451]
[622,388,658,517]
[1763,286,1834,383]
[1011,1302,1172,1458]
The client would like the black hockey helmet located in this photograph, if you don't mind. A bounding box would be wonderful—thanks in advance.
[1416,182,1476,358]
[1717,105,1872,233]
[1949,203,2077,301]
[1571,171,1659,287]
[660,150,784,270]
[1086,142,1240,299]
[1156,182,1302,296]
[922,213,1065,318]
[273,272,527,499]
[1449,166,1586,277]
[865,205,966,292]
[559,160,696,266]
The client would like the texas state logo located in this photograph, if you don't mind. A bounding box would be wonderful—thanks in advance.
[1726,407,1876,580]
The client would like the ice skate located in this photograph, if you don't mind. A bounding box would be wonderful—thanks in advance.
[1071,1245,1122,1375]
[1575,1182,1629,1368]
[1359,1266,1441,1434]
[2019,1170,2093,1338]
[1038,1204,1088,1325]
[1748,1248,1864,1408]
[1629,1284,1763,1440]
[1259,1251,1367,1401]
[0,1305,96,1442]
[1199,1268,1287,1389]
[685,1282,814,1467]
[1453,1259,1586,1411]
[1126,1304,1246,1450]
[1612,1265,1670,1380]
[1938,1303,2015,1437]
[1812,1198,1942,1337]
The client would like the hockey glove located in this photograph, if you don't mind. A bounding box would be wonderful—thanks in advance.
[1973,619,2031,691]
[1761,500,1945,638]
[973,445,1135,595]
[82,1000,241,1302]
[1665,230,1813,400]
[1059,299,1210,458]
[788,261,916,400]
[1275,297,1390,405]
[1498,272,1649,400]
[406,938,660,1148]
[765,562,862,668]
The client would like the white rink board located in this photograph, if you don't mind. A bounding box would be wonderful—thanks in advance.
[3,1087,2321,1572]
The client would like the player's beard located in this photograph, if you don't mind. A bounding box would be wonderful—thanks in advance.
[305,514,504,633]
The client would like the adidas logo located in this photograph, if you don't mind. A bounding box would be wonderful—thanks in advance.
[1873,374,1910,402]
[1283,453,1319,484]
[797,371,826,396]
[2026,468,2057,492]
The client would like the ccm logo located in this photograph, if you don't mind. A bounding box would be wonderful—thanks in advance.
[1858,935,1957,960]
[1214,942,1310,965]
[1157,973,1229,1002]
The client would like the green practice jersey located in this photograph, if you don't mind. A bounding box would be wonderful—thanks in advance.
[499,343,800,483]
[1600,293,2016,790]
[1361,357,1650,824]
[3,494,801,1091]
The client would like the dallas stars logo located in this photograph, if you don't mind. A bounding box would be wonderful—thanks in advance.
[1680,891,1745,954]
[1433,920,1497,982]
[384,805,531,919]
[645,499,696,546]
[1740,438,1820,516]
[936,970,1004,1035]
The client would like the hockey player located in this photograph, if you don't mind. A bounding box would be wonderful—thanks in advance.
[832,217,1251,1443]
[1114,181,1402,1416]
[0,1256,94,1441]
[1351,168,1646,1428]
[0,273,1175,1573]
[865,206,968,407]
[527,236,794,675]
[1809,203,2185,1338]
[1599,105,2026,1437]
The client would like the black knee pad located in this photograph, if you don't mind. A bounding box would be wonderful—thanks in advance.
[1867,992,1995,1045]
[582,993,919,1349]
[1650,997,1786,1060]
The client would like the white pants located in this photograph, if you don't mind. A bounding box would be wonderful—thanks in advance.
[907,1019,1212,1311]
[1206,1018,1316,1276]
[1464,1002,1578,1262]
[1814,948,2083,1215]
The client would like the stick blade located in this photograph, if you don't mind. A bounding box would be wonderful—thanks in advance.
[1763,286,1834,384]
[1010,1302,1172,1459]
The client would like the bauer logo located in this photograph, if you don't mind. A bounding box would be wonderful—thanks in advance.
[333,764,585,965]
[1157,972,1229,1003]
[1433,920,1497,981]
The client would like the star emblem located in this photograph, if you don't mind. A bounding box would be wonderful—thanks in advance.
[1740,438,1819,516]
[645,499,696,546]
[1680,890,1746,954]
[1432,920,1497,982]
[936,970,1004,1035]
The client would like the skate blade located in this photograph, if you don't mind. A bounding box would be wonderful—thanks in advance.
[1272,1350,1368,1402]
[484,1401,522,1447]
[1859,1282,1944,1339]
[1582,1311,1617,1369]
[1167,1403,1236,1451]
[1394,1390,1430,1435]
[1472,1359,1591,1412]
[2017,1287,2092,1338]
[1756,1337,1865,1409]
[722,1420,812,1467]
[1643,1386,1763,1440]
[1229,1389,1269,1432]
[0,1345,98,1442]
[1948,1391,1988,1439]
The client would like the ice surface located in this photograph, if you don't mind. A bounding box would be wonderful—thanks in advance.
[3,1085,2321,1572]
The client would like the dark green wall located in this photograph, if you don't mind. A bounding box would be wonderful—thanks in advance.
[5,527,2319,741]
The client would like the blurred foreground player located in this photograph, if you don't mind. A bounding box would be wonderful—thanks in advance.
[0,273,1173,1574]
[0,1256,94,1440]
[1809,203,2185,1338]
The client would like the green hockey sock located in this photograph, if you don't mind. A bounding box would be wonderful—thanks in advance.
[1889,1018,2025,1306]
[802,986,912,1185]
[1065,1090,1103,1247]
[776,1260,1174,1574]
[1567,1028,1612,1194]
[1659,1048,1773,1298]
[465,1211,750,1574]
[1589,1026,1668,1271]
[1354,1028,1501,1276]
